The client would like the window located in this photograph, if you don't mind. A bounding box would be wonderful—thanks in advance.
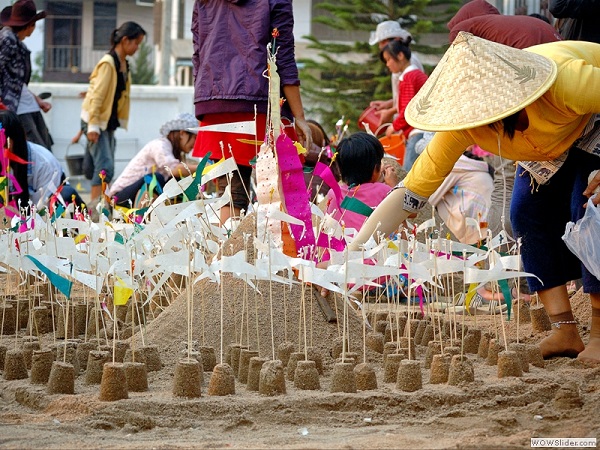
[93,2,117,50]
[45,2,82,72]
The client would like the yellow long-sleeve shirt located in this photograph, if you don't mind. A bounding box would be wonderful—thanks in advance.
[403,40,600,198]
[80,54,131,135]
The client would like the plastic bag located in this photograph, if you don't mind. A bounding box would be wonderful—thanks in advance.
[562,200,600,280]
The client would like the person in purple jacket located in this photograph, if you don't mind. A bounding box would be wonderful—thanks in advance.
[191,0,312,224]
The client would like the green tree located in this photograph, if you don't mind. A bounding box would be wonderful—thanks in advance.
[131,42,157,85]
[299,0,461,134]
[30,51,44,82]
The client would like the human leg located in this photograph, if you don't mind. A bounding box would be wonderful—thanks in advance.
[88,130,116,201]
[511,152,586,358]
[577,294,600,363]
[19,111,54,151]
[219,166,252,223]
[571,152,600,363]
[60,184,85,208]
[537,285,585,358]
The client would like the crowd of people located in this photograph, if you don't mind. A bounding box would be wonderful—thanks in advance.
[1,0,600,365]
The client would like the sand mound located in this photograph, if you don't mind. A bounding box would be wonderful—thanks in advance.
[136,213,368,367]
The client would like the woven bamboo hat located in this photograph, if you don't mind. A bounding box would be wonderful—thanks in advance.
[405,32,557,132]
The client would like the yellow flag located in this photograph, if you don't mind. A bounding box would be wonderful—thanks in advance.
[114,276,133,306]
[202,157,225,175]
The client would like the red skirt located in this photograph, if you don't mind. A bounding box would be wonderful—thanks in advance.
[192,112,298,166]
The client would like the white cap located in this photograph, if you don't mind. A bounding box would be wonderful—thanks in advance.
[159,113,199,137]
[369,20,412,46]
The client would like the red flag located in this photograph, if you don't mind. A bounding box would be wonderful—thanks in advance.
[4,149,29,165]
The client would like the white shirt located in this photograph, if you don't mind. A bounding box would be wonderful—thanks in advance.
[17,85,41,115]
[108,136,181,196]
[27,141,63,205]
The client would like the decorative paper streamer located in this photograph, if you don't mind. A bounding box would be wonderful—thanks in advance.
[275,133,315,258]
[313,162,342,209]
[256,142,283,252]
[316,232,346,252]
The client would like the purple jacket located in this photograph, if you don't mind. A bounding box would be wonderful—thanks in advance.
[191,0,300,118]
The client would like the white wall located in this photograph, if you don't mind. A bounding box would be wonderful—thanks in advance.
[293,0,312,43]
[30,82,195,179]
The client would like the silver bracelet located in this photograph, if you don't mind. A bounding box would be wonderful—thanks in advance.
[551,320,578,329]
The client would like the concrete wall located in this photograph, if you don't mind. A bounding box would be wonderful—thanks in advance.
[30,82,195,179]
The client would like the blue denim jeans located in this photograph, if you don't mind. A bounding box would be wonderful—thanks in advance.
[402,132,423,172]
[82,121,116,186]
[511,148,600,294]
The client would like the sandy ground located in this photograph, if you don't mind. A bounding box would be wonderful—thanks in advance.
[2,217,600,449]
[2,281,600,449]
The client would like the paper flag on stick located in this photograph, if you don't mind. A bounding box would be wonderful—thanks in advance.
[340,196,373,217]
[25,255,72,299]
[114,276,134,305]
[183,153,211,200]
[192,121,256,135]
[200,158,238,185]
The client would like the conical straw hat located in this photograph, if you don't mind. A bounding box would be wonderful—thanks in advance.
[405,32,557,132]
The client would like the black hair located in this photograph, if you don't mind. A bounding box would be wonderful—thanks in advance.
[11,22,34,33]
[307,119,330,147]
[380,39,411,64]
[336,132,384,186]
[0,110,29,207]
[166,130,194,161]
[529,13,551,24]
[110,22,146,50]
[489,110,520,140]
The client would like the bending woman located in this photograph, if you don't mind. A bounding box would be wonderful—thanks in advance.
[107,113,199,207]
[350,33,600,363]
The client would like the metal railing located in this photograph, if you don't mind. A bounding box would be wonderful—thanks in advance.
[45,45,81,72]
[44,46,107,74]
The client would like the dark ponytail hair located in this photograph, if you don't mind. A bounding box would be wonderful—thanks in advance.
[380,39,412,64]
[0,110,30,207]
[110,21,146,50]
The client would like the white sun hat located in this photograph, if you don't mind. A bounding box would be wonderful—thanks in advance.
[159,113,199,137]
[369,20,412,46]
[405,32,557,132]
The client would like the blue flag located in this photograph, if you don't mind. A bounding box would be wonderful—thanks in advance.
[25,255,72,299]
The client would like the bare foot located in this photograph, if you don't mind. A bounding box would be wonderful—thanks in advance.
[577,336,600,365]
[539,326,585,359]
[477,287,504,302]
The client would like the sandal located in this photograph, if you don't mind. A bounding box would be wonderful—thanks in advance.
[447,291,483,315]
[475,298,508,315]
